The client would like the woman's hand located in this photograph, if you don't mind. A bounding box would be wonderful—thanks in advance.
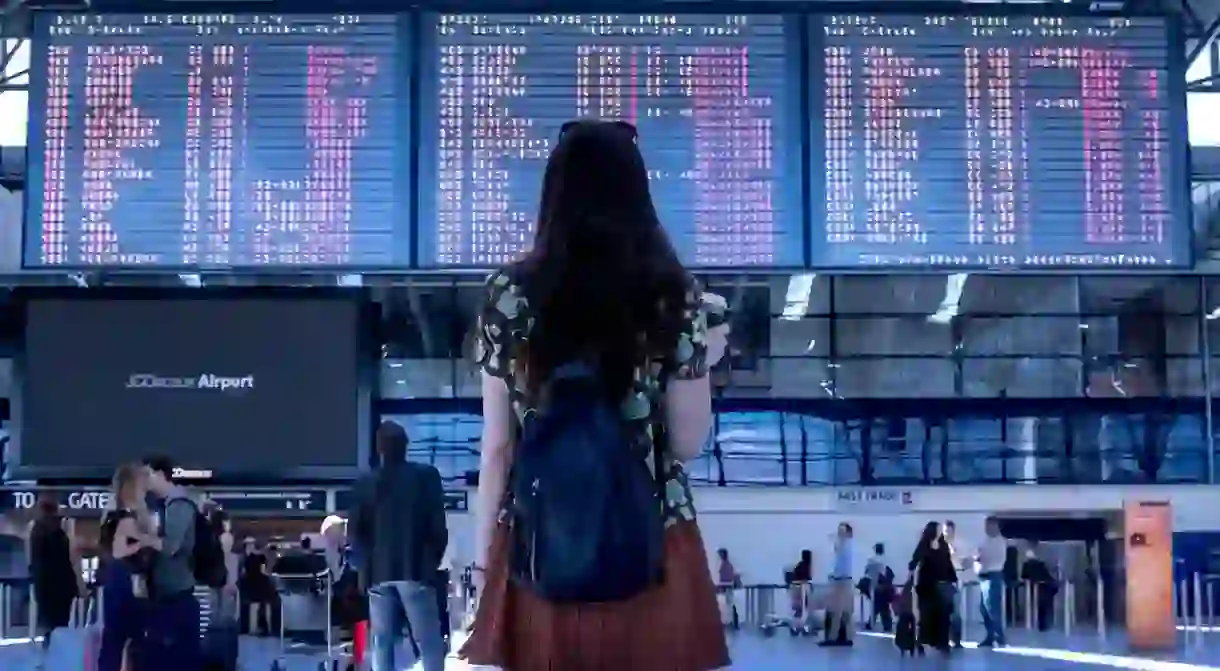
[140,534,163,551]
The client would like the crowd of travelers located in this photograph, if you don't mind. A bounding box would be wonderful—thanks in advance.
[24,421,453,671]
[712,515,1062,655]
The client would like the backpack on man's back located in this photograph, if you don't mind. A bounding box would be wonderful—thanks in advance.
[167,497,228,589]
[507,362,665,603]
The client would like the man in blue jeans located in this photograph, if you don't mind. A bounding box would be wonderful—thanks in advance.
[143,456,203,671]
[350,421,449,671]
[976,516,1008,647]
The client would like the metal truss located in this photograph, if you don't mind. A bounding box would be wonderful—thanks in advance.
[0,38,28,88]
[1180,0,1220,91]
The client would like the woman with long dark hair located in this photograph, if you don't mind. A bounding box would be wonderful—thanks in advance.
[459,119,731,670]
[29,495,80,669]
[909,521,957,653]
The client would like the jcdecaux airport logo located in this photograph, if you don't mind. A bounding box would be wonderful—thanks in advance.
[126,373,255,392]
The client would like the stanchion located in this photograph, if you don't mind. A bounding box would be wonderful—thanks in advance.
[1208,579,1216,628]
[1025,582,1034,630]
[960,584,970,640]
[1194,573,1204,635]
[1063,580,1074,637]
[0,585,8,640]
[1177,577,1188,625]
[1001,586,1008,628]
[1096,576,1107,640]
[27,593,37,640]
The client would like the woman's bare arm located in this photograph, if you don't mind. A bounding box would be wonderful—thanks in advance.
[664,323,728,462]
[473,371,514,569]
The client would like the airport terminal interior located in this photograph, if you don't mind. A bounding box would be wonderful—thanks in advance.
[3,0,1220,668]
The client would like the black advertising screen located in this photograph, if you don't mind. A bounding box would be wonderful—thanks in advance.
[16,296,365,480]
[24,13,411,269]
[417,13,805,268]
[810,13,1190,269]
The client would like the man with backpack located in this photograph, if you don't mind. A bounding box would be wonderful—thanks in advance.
[349,421,448,671]
[142,455,218,671]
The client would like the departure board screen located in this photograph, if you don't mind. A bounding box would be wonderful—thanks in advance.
[418,13,805,269]
[24,13,411,269]
[810,14,1190,269]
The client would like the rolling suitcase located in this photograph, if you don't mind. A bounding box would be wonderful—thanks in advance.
[203,622,240,671]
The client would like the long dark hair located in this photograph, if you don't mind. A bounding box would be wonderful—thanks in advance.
[519,120,690,401]
[916,521,940,552]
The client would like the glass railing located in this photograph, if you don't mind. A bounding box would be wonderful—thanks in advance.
[378,398,1214,486]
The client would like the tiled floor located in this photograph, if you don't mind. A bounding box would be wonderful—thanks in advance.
[3,629,1220,669]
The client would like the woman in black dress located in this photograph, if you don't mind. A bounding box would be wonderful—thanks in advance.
[909,521,957,653]
[29,496,80,662]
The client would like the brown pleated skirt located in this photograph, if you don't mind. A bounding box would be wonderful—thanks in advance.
[459,520,731,671]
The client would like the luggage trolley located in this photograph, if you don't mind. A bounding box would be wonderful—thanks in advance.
[760,580,817,637]
[268,568,347,671]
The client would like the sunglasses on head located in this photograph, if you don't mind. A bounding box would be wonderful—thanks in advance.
[559,120,639,143]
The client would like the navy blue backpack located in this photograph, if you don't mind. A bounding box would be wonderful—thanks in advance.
[507,362,666,603]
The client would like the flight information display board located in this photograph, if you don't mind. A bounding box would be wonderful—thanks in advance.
[24,13,411,269]
[418,13,805,268]
[810,13,1190,269]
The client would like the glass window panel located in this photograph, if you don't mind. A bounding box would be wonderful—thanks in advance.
[0,188,19,271]
[758,274,830,317]
[1189,93,1220,146]
[832,276,948,315]
[0,90,26,146]
[1082,316,1119,357]
[863,417,929,484]
[962,358,1082,397]
[381,285,458,359]
[1096,412,1206,483]
[960,316,1082,356]
[1167,358,1205,397]
[770,358,832,398]
[1080,276,1200,315]
[833,317,954,356]
[946,418,1006,482]
[833,359,956,398]
[380,359,458,399]
[1085,359,1173,397]
[771,317,829,357]
[786,414,836,485]
[959,276,1078,315]
[1208,358,1220,395]
[1,39,28,85]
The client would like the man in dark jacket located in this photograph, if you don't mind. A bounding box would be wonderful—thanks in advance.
[350,421,448,671]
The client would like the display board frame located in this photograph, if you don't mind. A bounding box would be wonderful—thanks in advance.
[414,10,810,271]
[805,5,1194,271]
[21,10,416,273]
[18,2,1193,274]
[5,286,379,482]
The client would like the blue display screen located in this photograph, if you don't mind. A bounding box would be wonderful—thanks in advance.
[809,14,1190,269]
[24,13,412,268]
[417,13,806,269]
[22,10,1191,271]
